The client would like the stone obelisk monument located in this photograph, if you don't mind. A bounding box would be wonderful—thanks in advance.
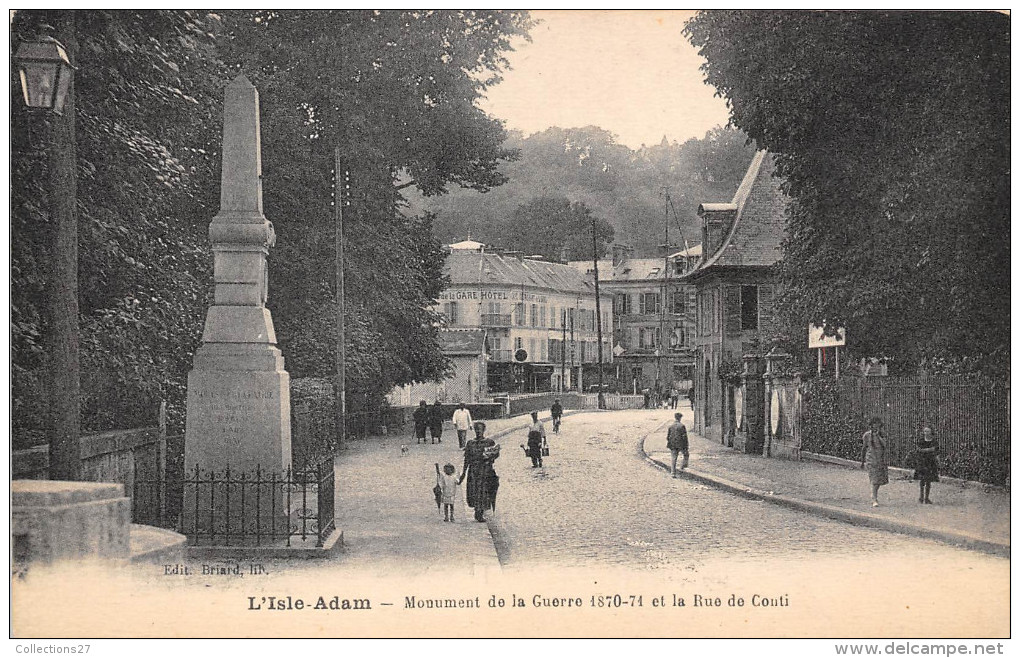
[184,75,291,475]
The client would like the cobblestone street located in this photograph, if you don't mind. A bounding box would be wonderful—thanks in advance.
[492,409,933,567]
[484,409,1008,636]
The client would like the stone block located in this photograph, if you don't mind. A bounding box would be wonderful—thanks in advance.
[200,306,277,344]
[184,369,292,474]
[12,480,130,566]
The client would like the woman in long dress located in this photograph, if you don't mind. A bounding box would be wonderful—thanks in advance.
[459,421,499,522]
[913,426,940,504]
[860,417,889,507]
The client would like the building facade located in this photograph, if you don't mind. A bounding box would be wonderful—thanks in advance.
[571,243,701,397]
[388,329,488,405]
[438,244,613,395]
[684,151,787,444]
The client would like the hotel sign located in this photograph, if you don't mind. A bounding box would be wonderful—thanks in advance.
[439,288,548,303]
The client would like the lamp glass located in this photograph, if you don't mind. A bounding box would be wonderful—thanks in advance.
[52,62,71,115]
[18,62,59,110]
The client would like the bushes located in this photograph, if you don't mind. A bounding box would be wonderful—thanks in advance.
[291,378,336,468]
[802,379,862,462]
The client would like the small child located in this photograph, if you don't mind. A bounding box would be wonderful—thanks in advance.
[440,463,461,522]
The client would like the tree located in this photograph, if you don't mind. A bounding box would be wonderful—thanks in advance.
[11,10,225,444]
[498,197,614,262]
[685,11,1009,374]
[423,125,755,256]
[217,10,533,410]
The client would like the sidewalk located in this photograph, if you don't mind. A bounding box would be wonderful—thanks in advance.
[332,412,562,575]
[642,407,1010,556]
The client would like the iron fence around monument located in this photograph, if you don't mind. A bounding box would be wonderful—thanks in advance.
[134,459,336,547]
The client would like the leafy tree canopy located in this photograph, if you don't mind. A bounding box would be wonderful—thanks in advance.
[11,10,533,440]
[218,10,534,408]
[685,10,1009,375]
[497,197,614,262]
[11,10,225,436]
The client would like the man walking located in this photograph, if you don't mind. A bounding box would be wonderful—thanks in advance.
[667,412,689,478]
[452,402,474,449]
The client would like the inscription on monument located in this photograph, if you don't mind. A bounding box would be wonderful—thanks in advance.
[189,383,283,448]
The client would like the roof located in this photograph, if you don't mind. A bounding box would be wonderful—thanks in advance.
[566,259,613,276]
[669,243,702,259]
[569,247,704,282]
[609,258,669,281]
[690,150,786,275]
[439,329,486,356]
[448,239,485,251]
[446,251,606,296]
[699,203,737,213]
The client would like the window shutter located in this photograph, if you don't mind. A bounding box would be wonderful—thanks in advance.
[758,284,774,334]
[638,293,645,315]
[725,285,742,337]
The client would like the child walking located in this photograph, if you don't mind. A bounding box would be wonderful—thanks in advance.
[913,426,940,504]
[440,463,461,522]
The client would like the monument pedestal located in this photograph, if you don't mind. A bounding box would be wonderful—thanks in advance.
[184,364,291,474]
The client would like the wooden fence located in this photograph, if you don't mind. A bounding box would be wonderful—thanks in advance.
[802,375,1010,485]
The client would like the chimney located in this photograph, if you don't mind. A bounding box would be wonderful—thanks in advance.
[611,243,633,267]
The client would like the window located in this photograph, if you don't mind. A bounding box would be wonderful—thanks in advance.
[670,325,688,350]
[632,367,643,383]
[515,336,523,351]
[488,301,501,315]
[671,290,686,315]
[643,292,660,315]
[741,285,759,331]
[515,302,524,326]
[539,305,546,328]
[616,293,632,316]
[446,301,459,325]
[530,304,538,327]
[529,338,536,360]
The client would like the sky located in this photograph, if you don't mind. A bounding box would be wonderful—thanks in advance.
[478,10,733,150]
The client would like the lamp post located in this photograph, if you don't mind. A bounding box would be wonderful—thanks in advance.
[14,19,81,481]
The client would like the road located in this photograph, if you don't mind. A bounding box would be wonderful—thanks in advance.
[487,409,1009,636]
[13,409,1008,638]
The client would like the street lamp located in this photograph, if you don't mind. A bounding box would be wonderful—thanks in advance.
[14,38,74,115]
[14,25,81,481]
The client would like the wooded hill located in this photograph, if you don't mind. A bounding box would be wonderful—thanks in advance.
[408,125,756,258]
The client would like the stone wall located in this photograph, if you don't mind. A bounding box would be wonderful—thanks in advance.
[13,427,164,513]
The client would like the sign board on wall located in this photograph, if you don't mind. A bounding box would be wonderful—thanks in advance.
[808,323,846,349]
